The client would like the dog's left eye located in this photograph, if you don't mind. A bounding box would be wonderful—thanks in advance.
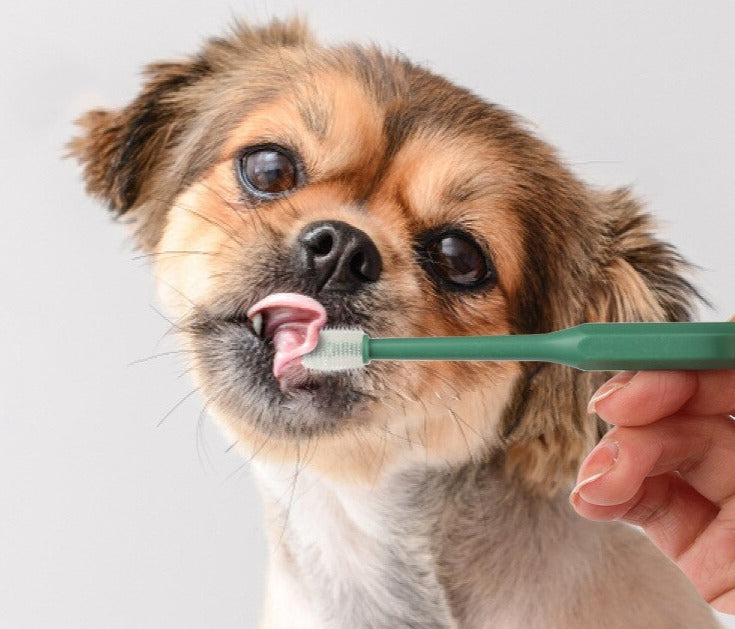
[419,230,497,291]
[237,146,299,198]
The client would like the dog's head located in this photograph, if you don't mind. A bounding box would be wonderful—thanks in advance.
[71,19,697,492]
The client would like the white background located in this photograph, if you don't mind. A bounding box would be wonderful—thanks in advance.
[2,1,733,627]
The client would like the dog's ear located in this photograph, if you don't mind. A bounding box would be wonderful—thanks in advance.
[584,187,699,323]
[69,17,312,236]
[68,60,208,214]
[503,187,700,495]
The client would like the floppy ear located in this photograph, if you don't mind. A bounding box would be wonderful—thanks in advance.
[69,17,313,247]
[68,60,208,215]
[503,187,700,495]
[584,187,700,323]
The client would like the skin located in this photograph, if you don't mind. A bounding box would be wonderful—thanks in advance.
[571,345,735,614]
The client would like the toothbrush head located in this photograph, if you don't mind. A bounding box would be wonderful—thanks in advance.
[302,328,367,372]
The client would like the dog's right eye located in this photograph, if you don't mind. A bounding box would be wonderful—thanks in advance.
[237,145,300,199]
[417,229,497,292]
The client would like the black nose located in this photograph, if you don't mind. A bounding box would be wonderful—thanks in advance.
[296,220,382,292]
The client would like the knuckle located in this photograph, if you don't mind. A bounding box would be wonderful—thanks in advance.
[622,476,675,527]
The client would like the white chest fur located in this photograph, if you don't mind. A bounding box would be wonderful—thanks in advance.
[253,460,457,628]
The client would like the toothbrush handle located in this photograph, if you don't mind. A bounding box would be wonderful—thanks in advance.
[367,322,735,371]
[551,322,735,370]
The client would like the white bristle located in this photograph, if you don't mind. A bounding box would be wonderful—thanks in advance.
[302,328,366,372]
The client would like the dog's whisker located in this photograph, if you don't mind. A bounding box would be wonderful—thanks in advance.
[186,207,245,247]
[447,405,486,455]
[241,426,277,466]
[223,459,249,484]
[160,196,246,247]
[384,382,420,405]
[300,435,323,472]
[417,364,462,400]
[149,303,176,326]
[147,303,192,350]
[133,250,218,261]
[196,402,216,472]
[156,386,200,428]
[144,194,246,248]
[274,441,304,551]
[128,349,195,367]
[153,275,200,312]
[366,423,391,488]
[375,427,413,444]
[176,366,195,380]
[272,195,301,224]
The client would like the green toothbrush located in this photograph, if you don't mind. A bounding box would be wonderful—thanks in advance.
[302,322,735,372]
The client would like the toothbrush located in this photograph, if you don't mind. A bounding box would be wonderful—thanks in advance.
[302,322,735,372]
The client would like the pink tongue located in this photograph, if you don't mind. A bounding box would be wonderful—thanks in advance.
[246,293,327,379]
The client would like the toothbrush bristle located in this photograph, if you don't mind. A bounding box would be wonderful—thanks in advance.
[302,327,366,372]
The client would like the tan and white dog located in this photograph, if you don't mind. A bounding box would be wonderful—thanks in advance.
[71,19,720,628]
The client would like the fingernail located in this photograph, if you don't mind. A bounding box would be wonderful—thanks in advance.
[570,440,619,501]
[588,371,636,414]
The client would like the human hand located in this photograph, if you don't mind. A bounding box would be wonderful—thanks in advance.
[570,366,735,613]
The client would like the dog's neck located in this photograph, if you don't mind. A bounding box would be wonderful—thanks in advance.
[253,455,601,629]
[254,458,456,628]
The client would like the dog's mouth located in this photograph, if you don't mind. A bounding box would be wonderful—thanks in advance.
[246,293,327,388]
[188,288,377,433]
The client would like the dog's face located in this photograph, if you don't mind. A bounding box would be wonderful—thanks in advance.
[71,19,696,491]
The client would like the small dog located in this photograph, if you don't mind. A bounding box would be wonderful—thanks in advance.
[71,18,720,628]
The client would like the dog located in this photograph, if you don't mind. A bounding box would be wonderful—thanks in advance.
[70,18,720,628]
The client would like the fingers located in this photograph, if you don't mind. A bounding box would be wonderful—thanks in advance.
[570,412,735,560]
[570,412,735,606]
[590,370,735,426]
[573,413,735,509]
[588,371,697,425]
[571,470,719,558]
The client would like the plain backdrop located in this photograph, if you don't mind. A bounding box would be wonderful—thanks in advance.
[2,1,733,627]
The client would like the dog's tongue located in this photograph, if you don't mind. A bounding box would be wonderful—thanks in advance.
[246,293,327,379]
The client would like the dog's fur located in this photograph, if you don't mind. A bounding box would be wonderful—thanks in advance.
[71,18,720,628]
